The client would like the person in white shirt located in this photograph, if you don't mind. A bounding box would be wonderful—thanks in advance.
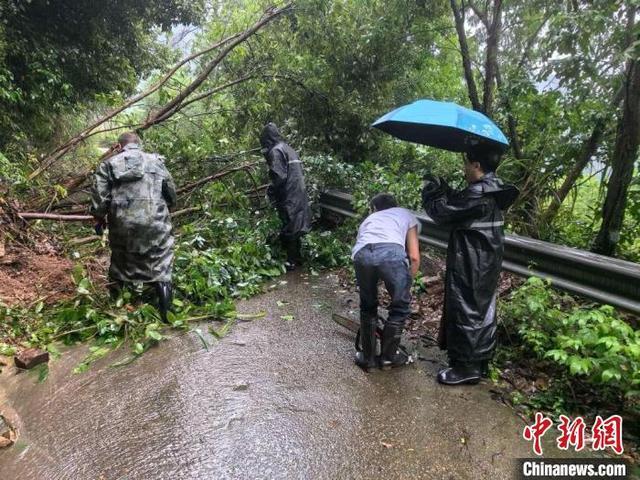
[352,193,420,371]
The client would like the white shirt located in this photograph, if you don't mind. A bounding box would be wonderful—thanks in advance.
[351,207,420,259]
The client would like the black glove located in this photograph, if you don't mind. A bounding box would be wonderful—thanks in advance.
[421,175,445,203]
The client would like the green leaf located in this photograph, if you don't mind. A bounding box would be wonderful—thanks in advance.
[0,343,17,356]
[193,328,209,351]
[147,330,162,341]
[36,364,49,383]
[545,349,568,363]
[601,369,622,382]
[76,278,91,295]
[46,343,61,359]
[73,363,90,374]
[626,343,640,359]
[568,356,591,375]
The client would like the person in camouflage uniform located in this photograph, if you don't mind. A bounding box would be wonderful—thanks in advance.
[90,132,177,320]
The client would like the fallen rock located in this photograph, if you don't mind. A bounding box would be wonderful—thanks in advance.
[14,348,49,369]
[0,415,10,437]
[0,415,16,449]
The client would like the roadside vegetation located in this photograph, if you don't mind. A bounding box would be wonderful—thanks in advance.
[0,0,638,461]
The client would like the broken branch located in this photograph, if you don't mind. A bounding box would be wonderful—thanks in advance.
[142,5,292,129]
[176,161,261,195]
[18,213,94,222]
[30,4,291,180]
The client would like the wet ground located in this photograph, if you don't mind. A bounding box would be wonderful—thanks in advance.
[0,271,588,479]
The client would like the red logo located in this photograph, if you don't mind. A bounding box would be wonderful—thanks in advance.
[523,414,624,455]
[523,412,554,456]
[556,415,586,452]
[592,415,624,455]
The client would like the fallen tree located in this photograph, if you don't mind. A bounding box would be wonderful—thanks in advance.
[28,4,292,181]
[17,161,266,225]
[17,213,94,222]
[176,161,261,195]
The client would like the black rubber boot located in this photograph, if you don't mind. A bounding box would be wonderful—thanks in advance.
[379,324,411,370]
[294,236,303,265]
[283,236,301,271]
[354,316,377,372]
[155,282,173,322]
[108,281,124,300]
[437,362,482,385]
[481,360,489,378]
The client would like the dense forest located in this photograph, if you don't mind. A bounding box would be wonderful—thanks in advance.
[0,0,639,466]
[0,0,637,258]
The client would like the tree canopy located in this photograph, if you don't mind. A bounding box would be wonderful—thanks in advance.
[0,0,638,259]
[0,0,205,150]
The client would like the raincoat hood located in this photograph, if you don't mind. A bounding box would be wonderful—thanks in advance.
[473,172,519,210]
[113,144,145,183]
[260,122,283,152]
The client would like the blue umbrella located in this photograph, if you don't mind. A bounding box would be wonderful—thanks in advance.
[371,99,509,152]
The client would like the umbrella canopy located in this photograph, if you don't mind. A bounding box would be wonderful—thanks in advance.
[371,99,509,153]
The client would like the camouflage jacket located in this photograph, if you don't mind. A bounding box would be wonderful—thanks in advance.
[90,143,177,282]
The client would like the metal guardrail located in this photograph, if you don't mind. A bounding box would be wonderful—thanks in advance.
[319,190,640,315]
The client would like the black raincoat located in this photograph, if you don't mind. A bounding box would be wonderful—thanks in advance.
[422,172,518,363]
[260,123,311,240]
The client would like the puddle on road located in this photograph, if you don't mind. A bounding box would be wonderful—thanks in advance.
[0,271,575,479]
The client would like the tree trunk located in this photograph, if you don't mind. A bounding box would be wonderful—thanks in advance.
[592,59,640,256]
[541,121,607,224]
[482,0,502,116]
[176,161,260,195]
[450,0,481,111]
[142,6,290,128]
[540,85,625,225]
[495,66,522,159]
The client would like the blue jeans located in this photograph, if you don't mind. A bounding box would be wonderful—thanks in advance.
[353,243,412,330]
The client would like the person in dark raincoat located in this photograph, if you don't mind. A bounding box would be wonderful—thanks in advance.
[91,132,177,321]
[421,144,518,385]
[260,123,312,269]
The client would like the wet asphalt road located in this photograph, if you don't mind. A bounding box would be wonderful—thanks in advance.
[0,271,585,479]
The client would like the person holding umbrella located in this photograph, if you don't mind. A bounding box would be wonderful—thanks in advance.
[372,99,519,385]
[421,144,518,385]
